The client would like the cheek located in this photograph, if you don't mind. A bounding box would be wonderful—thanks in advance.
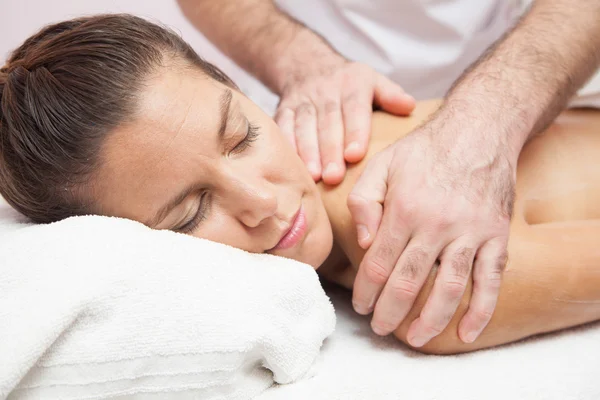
[191,213,249,250]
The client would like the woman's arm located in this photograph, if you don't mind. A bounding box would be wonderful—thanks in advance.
[394,220,600,354]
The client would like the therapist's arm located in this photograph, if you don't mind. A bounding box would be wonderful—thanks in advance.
[177,0,335,95]
[348,0,600,347]
[177,0,414,184]
[441,0,600,152]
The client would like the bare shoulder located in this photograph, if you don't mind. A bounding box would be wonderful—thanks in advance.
[317,100,443,272]
[369,98,442,152]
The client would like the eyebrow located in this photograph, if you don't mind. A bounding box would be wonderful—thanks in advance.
[218,89,233,141]
[146,89,233,228]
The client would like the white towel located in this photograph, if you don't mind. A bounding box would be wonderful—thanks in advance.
[0,201,335,400]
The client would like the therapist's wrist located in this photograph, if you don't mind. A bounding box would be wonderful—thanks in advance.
[438,91,532,165]
[269,28,347,95]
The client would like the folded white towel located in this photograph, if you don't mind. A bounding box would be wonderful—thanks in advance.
[0,202,335,400]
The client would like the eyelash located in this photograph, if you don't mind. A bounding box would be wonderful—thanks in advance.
[231,122,260,154]
[178,193,208,234]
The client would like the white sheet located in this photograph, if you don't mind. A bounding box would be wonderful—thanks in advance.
[258,284,600,400]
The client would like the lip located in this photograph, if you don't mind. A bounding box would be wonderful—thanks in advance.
[271,205,307,251]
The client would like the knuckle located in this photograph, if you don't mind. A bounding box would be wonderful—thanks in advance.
[274,106,294,120]
[295,102,316,117]
[495,251,509,272]
[347,192,369,211]
[484,271,503,290]
[389,277,420,302]
[372,319,397,334]
[321,100,340,115]
[432,214,452,231]
[400,247,428,280]
[442,279,467,298]
[471,306,495,323]
[341,90,367,108]
[420,319,445,337]
[450,247,474,278]
[373,234,397,263]
[392,197,417,220]
[363,259,391,286]
[473,255,506,289]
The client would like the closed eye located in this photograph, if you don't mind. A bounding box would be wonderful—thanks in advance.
[231,121,260,154]
[176,192,208,233]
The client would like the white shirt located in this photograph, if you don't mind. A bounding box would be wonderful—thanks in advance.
[242,0,523,113]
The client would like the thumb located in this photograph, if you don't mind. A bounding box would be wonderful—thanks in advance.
[373,74,415,116]
[347,150,391,249]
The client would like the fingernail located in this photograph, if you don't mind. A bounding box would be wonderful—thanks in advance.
[367,294,377,311]
[402,93,416,103]
[345,141,361,155]
[409,335,429,348]
[323,162,340,179]
[306,162,320,177]
[356,224,370,243]
[372,324,388,336]
[353,295,376,315]
[463,331,479,344]
[352,300,369,315]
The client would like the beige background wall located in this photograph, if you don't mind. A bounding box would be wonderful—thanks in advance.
[0,0,259,93]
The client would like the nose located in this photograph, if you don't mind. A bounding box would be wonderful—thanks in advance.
[226,175,278,228]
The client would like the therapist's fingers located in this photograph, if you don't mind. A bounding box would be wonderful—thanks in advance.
[346,149,392,249]
[351,200,411,316]
[341,84,373,164]
[317,98,346,185]
[406,240,476,347]
[293,101,321,181]
[274,107,297,153]
[369,239,441,336]
[458,238,507,343]
[373,74,415,116]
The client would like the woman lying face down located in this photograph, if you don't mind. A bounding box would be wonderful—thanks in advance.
[3,14,600,355]
[0,14,334,269]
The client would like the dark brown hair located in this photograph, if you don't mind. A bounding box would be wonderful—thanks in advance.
[0,14,236,223]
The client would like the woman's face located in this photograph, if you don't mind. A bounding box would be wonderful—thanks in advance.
[93,66,333,268]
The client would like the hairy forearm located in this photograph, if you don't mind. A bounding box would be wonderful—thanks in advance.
[177,0,345,94]
[440,0,600,162]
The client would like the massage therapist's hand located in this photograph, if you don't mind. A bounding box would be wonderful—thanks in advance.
[177,0,414,184]
[348,113,514,347]
[274,55,415,185]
